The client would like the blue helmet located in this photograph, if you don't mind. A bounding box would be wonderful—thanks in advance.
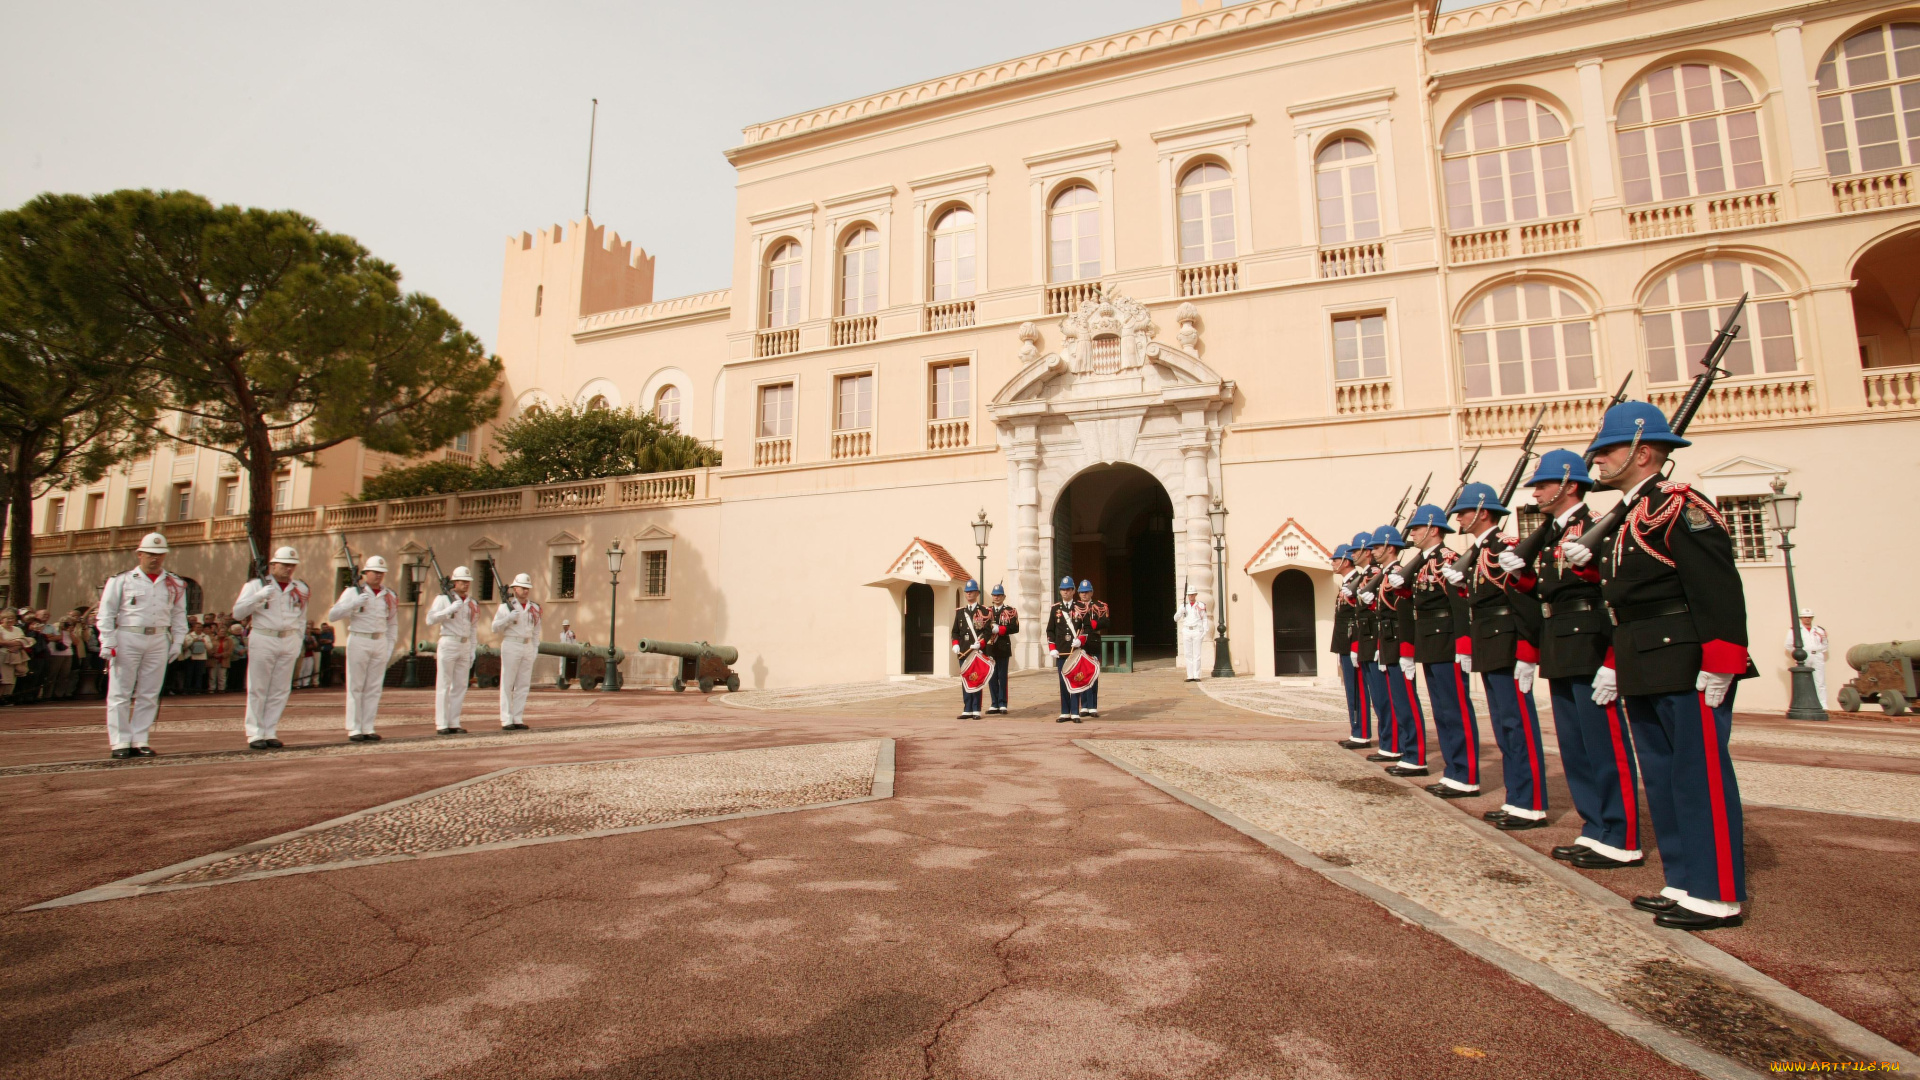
[1586,400,1689,456]
[990,583,1005,597]
[1332,543,1353,561]
[1449,481,1509,518]
[1078,579,1093,594]
[964,578,980,593]
[1350,531,1374,551]
[1405,503,1453,532]
[1526,448,1593,488]
[1370,525,1405,549]
[1059,575,1075,590]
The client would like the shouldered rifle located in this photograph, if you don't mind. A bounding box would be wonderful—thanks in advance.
[424,547,455,599]
[1441,445,1483,516]
[1498,402,1550,508]
[1406,449,1484,581]
[1510,372,1637,565]
[337,534,366,594]
[490,561,518,611]
[247,533,270,585]
[1399,473,1432,528]
[1563,293,1747,561]
[1388,485,1412,531]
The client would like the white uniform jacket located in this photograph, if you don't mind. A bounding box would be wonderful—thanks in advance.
[427,593,483,642]
[492,600,542,643]
[232,578,311,635]
[96,569,190,653]
[328,586,401,640]
[1177,601,1210,632]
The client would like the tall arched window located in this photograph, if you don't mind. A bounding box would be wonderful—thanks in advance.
[1616,62,1766,205]
[1178,162,1236,263]
[1048,185,1101,283]
[1640,260,1797,384]
[1315,138,1380,246]
[764,241,804,328]
[1441,97,1575,229]
[838,226,880,316]
[929,207,976,301]
[654,385,680,428]
[585,395,609,412]
[1458,283,1597,399]
[1816,22,1920,175]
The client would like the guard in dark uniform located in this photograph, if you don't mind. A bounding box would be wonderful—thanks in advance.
[1045,576,1082,723]
[1367,525,1427,774]
[1074,580,1107,718]
[1404,504,1480,796]
[951,580,988,719]
[985,584,1018,714]
[1349,531,1391,751]
[1445,482,1549,830]
[1563,402,1748,929]
[1507,449,1642,869]
[1330,544,1368,748]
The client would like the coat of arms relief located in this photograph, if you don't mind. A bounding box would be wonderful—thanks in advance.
[1007,290,1204,403]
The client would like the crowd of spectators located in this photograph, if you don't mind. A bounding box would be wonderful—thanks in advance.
[0,606,340,705]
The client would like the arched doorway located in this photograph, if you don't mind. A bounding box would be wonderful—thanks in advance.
[1051,463,1177,657]
[1852,228,1920,370]
[1271,569,1316,676]
[903,583,935,674]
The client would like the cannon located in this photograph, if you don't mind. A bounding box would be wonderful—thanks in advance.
[1839,640,1920,716]
[418,639,627,690]
[635,638,740,693]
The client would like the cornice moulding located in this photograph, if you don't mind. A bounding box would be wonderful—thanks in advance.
[1023,140,1121,170]
[909,164,994,191]
[746,202,817,227]
[1150,114,1255,144]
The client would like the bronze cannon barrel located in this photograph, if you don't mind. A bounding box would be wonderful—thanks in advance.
[635,639,740,665]
[418,639,625,666]
[1845,639,1920,672]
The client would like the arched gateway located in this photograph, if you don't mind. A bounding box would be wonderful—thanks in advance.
[988,292,1234,672]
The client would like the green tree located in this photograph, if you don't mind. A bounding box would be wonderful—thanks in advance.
[356,458,486,501]
[0,195,159,606]
[48,189,503,556]
[486,405,717,487]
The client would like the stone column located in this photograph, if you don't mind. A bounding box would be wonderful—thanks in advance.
[1182,441,1214,647]
[1772,20,1834,215]
[1011,437,1044,670]
[1576,58,1623,242]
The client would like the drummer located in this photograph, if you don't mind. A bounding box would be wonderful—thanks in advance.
[950,580,988,720]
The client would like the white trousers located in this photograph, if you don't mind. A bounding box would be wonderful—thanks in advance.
[498,639,537,726]
[435,641,475,730]
[1810,657,1827,705]
[105,632,171,749]
[344,635,389,735]
[1181,629,1207,680]
[244,632,302,741]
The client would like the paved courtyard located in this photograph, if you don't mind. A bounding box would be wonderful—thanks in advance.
[2,665,1916,1079]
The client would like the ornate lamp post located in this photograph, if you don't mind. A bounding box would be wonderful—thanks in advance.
[1767,477,1825,720]
[1208,499,1234,678]
[971,509,993,588]
[403,558,427,688]
[603,539,624,692]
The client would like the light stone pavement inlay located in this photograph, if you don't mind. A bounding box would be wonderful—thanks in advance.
[1734,761,1920,821]
[721,676,959,710]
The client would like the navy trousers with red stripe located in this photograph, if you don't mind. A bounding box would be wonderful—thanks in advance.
[1548,677,1641,855]
[1362,661,1393,749]
[1480,670,1548,813]
[1625,688,1746,904]
[1385,664,1427,765]
[1423,661,1479,788]
[1338,653,1366,740]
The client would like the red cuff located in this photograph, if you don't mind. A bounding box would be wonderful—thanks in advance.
[1571,566,1601,583]
[1514,572,1538,592]
[1700,639,1748,675]
[1603,646,1615,670]
[1454,636,1471,655]
[1515,640,1540,664]
[1400,642,1415,659]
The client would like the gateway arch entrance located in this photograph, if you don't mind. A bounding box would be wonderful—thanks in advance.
[1051,464,1177,652]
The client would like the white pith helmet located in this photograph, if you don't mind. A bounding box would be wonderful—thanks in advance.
[137,533,169,554]
[510,573,534,589]
[271,546,300,565]
[363,555,389,573]
[450,565,472,582]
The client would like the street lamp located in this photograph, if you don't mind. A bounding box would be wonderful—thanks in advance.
[971,508,993,589]
[1767,476,1825,720]
[402,558,427,688]
[603,539,624,692]
[1208,499,1234,678]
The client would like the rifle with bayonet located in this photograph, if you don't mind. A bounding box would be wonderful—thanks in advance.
[424,546,456,599]
[1562,294,1748,563]
[247,532,271,586]
[1397,446,1486,584]
[1510,371,1635,565]
[1497,403,1550,509]
[337,533,366,594]
[490,560,518,611]
[1441,444,1483,518]
[1399,473,1433,529]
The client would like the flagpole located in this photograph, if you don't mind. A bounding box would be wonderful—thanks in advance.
[584,98,599,217]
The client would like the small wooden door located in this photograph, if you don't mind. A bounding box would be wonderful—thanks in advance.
[904,583,935,674]
[1271,570,1317,676]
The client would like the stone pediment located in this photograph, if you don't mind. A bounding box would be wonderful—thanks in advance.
[1244,518,1335,577]
[1693,455,1791,499]
[990,292,1232,411]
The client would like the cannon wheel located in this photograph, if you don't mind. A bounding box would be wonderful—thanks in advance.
[1883,689,1910,717]
[726,674,740,692]
[698,676,715,693]
[671,675,686,693]
[582,676,601,690]
[1838,686,1862,713]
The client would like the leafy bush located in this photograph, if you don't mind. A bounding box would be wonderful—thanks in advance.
[357,459,487,501]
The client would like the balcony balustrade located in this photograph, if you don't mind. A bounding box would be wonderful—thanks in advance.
[754,437,793,467]
[831,314,877,347]
[927,417,970,450]
[926,300,976,331]
[831,429,873,459]
[1319,243,1385,279]
[1334,379,1393,415]
[1177,259,1239,297]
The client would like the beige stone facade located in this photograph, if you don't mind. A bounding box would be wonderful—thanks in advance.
[14,0,1920,707]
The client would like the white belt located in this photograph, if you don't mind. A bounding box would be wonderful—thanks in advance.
[132,627,161,636]
[254,629,300,639]
[504,636,533,645]
[355,632,384,640]
[443,635,471,644]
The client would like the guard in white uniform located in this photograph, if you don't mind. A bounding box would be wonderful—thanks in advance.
[96,533,190,759]
[492,573,540,730]
[1176,587,1210,682]
[230,546,310,749]
[426,566,481,734]
[327,554,400,742]
[1786,607,1829,705]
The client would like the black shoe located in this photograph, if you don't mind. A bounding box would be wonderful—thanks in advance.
[450,727,466,735]
[1655,908,1744,930]
[956,713,972,720]
[265,739,283,748]
[249,739,271,750]
[1385,764,1430,777]
[438,728,459,736]
[363,732,381,741]
[1430,785,1480,799]
[512,723,530,731]
[1082,710,1098,717]
[1071,716,1083,723]
[1056,715,1071,723]
[349,734,368,743]
[1338,738,1373,749]
[1569,850,1646,870]
[110,748,134,759]
[132,746,156,757]
[1551,845,1583,861]
[1482,809,1511,822]
[1631,895,1679,913]
[1364,751,1399,762]
[1497,815,1549,831]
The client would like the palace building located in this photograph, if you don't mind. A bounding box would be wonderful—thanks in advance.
[15,0,1920,706]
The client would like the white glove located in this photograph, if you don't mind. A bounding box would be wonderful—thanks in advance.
[1455,652,1472,674]
[1386,573,1405,589]
[952,642,962,655]
[1359,591,1375,605]
[1399,656,1417,678]
[1497,551,1527,574]
[1591,666,1617,705]
[1563,542,1594,568]
[1377,661,1391,674]
[1442,566,1465,585]
[1340,587,1354,600]
[1697,669,1734,709]
[1048,648,1059,660]
[1349,646,1359,663]
[1515,659,1537,694]
[101,646,117,660]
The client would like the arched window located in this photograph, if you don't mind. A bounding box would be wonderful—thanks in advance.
[838,225,880,316]
[1441,97,1575,229]
[929,207,976,301]
[654,385,680,428]
[1616,62,1765,205]
[1458,283,1597,399]
[585,395,609,412]
[1178,162,1236,263]
[764,241,804,328]
[1048,185,1101,283]
[1816,22,1920,175]
[1640,260,1797,384]
[1315,138,1380,246]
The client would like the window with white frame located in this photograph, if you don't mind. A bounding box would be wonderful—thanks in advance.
[1640,260,1796,385]
[1458,283,1597,399]
[1616,62,1766,205]
[272,472,291,510]
[1331,314,1388,382]
[1442,97,1575,229]
[758,383,795,438]
[764,241,804,328]
[654,385,680,428]
[1817,22,1920,175]
[173,483,193,521]
[1716,495,1773,562]
[1177,162,1236,263]
[453,430,471,454]
[929,207,977,301]
[1048,185,1101,283]
[47,499,64,533]
[128,488,148,525]
[1315,138,1381,245]
[929,361,970,420]
[835,372,872,430]
[219,478,239,517]
[644,549,669,597]
[838,225,880,316]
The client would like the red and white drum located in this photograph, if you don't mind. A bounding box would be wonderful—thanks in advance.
[960,650,994,693]
[1061,649,1100,694]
